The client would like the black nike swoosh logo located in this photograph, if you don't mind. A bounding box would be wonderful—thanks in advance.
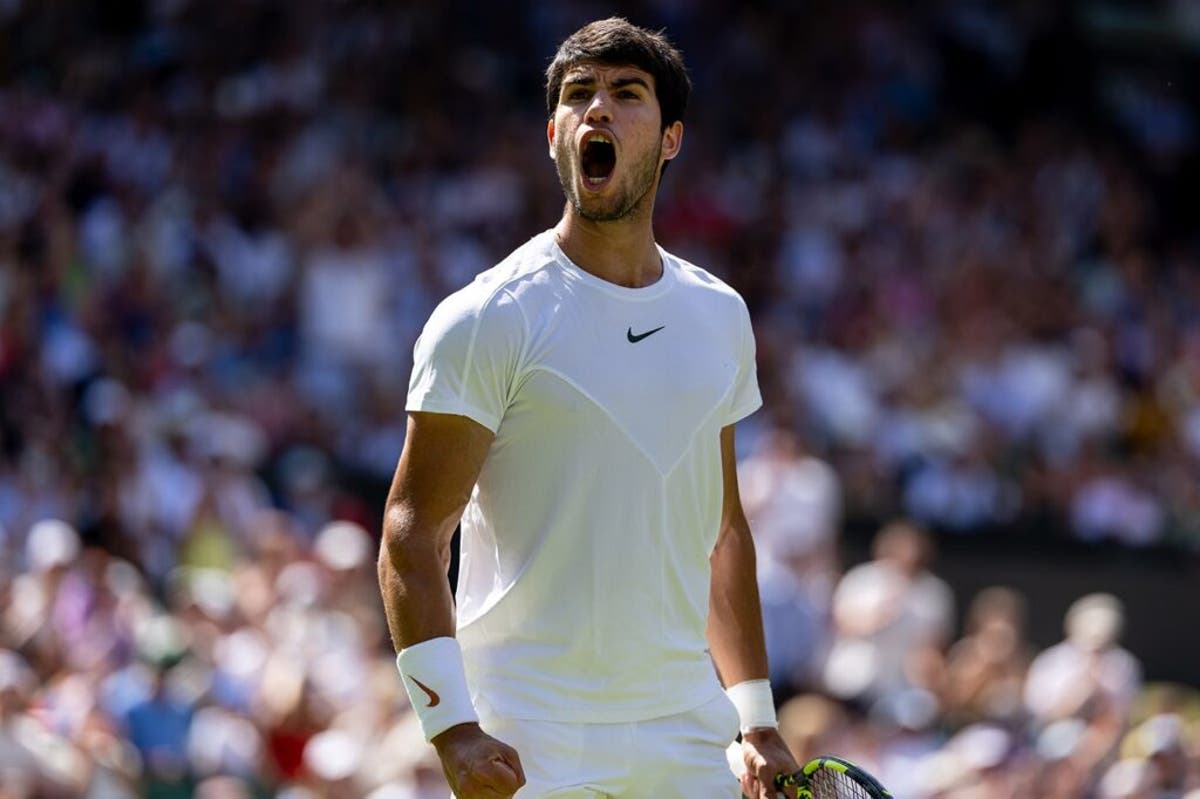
[627,325,665,343]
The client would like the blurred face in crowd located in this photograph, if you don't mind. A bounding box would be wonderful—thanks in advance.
[873,521,932,577]
[548,62,682,222]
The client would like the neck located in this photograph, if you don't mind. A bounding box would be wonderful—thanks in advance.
[553,205,663,289]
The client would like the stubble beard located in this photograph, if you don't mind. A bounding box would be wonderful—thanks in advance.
[555,136,662,223]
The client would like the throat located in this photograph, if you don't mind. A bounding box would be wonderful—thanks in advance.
[555,225,664,289]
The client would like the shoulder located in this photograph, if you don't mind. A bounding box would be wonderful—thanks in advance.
[1028,641,1074,669]
[1105,646,1141,674]
[833,562,888,603]
[422,232,558,342]
[663,248,753,325]
[664,249,747,304]
[917,572,954,601]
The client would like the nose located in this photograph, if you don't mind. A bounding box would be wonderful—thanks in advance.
[584,90,613,124]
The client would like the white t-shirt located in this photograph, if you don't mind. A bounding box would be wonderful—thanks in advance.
[407,230,762,722]
[1023,640,1141,722]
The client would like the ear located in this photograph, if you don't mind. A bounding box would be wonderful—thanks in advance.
[660,120,683,163]
[547,117,556,160]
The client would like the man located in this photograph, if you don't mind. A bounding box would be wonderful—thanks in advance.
[378,18,798,798]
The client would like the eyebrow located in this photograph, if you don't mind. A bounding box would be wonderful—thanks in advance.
[562,74,652,92]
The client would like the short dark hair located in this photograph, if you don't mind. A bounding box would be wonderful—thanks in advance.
[545,18,691,129]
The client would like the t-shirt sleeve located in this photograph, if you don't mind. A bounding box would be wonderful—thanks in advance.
[406,284,526,433]
[726,296,763,425]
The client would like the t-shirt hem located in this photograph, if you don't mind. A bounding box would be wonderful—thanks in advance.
[724,397,763,427]
[406,397,501,433]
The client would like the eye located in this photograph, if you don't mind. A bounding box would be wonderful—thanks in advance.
[619,90,640,100]
[565,88,589,102]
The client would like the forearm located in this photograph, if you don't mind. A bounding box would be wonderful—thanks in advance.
[377,412,493,652]
[378,504,458,650]
[707,518,769,687]
[379,498,484,746]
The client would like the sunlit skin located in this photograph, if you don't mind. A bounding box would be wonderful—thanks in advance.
[547,63,682,289]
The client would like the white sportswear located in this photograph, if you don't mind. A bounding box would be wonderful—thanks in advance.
[407,230,762,723]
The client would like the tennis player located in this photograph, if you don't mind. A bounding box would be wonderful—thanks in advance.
[378,18,799,798]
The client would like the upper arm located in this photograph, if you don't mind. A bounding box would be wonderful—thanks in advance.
[717,424,752,545]
[383,411,495,557]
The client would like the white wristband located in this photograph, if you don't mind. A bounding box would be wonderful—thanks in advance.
[395,637,479,741]
[726,679,777,733]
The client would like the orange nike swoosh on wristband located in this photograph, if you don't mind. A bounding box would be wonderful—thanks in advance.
[409,677,441,707]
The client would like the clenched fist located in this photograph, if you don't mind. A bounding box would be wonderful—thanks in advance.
[432,722,526,798]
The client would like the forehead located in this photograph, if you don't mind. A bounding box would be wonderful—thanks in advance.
[561,62,656,87]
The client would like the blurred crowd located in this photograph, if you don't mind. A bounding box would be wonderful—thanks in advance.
[2,517,446,798]
[5,512,1200,798]
[2,0,1199,796]
[742,446,1200,797]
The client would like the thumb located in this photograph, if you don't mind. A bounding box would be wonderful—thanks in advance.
[477,757,523,793]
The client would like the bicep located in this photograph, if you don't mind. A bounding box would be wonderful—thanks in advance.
[717,424,751,547]
[720,422,748,527]
[385,411,495,551]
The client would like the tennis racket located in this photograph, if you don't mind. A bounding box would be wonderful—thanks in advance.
[773,755,891,799]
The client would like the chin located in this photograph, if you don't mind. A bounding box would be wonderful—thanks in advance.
[577,200,629,223]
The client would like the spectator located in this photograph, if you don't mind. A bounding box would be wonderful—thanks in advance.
[1024,593,1143,784]
[1024,593,1142,726]
[940,586,1032,728]
[123,661,194,794]
[823,520,954,705]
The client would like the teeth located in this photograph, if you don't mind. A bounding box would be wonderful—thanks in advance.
[590,133,612,145]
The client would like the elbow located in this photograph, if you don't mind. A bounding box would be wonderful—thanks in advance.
[379,503,415,571]
[713,516,756,557]
[378,500,449,578]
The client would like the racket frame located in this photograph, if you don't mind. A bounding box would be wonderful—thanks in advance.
[773,755,891,799]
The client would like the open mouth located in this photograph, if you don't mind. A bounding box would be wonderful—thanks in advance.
[581,133,616,187]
